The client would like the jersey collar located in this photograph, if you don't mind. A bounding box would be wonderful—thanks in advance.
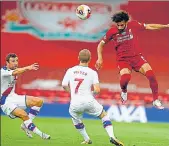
[2,66,7,70]
[2,66,11,71]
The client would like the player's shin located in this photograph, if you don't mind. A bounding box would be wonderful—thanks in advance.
[145,70,158,100]
[120,74,131,93]
[28,106,41,120]
[72,118,90,142]
[101,115,116,139]
[75,123,90,141]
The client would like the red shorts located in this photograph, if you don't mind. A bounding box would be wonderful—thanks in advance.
[117,54,147,72]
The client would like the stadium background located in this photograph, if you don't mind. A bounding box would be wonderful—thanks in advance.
[1,0,169,123]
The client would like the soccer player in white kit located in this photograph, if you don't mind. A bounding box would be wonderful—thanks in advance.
[62,49,124,146]
[1,53,50,139]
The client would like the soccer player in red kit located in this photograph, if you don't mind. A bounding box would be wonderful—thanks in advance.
[95,11,169,109]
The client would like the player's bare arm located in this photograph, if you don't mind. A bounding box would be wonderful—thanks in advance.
[12,63,39,76]
[95,41,105,70]
[145,24,169,30]
[1,53,50,139]
[93,83,100,96]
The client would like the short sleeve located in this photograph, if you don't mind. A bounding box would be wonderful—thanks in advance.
[131,20,146,31]
[92,71,99,85]
[1,69,14,77]
[62,69,71,86]
[101,28,116,44]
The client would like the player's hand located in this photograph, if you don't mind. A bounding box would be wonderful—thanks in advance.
[28,63,39,70]
[95,59,103,70]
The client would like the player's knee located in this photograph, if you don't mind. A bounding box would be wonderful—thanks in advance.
[38,98,44,106]
[99,110,107,119]
[142,63,152,71]
[120,68,131,75]
[120,74,131,84]
[35,98,43,107]
[140,63,152,75]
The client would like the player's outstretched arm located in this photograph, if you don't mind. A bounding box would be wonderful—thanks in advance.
[145,24,169,30]
[95,41,105,70]
[12,63,39,76]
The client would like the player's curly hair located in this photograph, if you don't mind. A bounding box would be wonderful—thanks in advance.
[111,11,129,23]
[6,53,17,62]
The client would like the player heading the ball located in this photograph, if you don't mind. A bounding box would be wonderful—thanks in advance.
[96,11,169,109]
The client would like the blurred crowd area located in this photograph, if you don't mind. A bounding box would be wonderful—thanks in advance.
[1,1,169,107]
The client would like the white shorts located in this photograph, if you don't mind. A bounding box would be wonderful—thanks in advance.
[69,99,103,121]
[1,93,27,119]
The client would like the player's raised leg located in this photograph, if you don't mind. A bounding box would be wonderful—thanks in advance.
[99,110,124,146]
[139,63,164,109]
[12,108,50,139]
[119,67,131,103]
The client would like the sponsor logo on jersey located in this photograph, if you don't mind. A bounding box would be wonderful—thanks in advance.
[116,29,133,42]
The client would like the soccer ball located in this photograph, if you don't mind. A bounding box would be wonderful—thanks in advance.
[76,5,91,20]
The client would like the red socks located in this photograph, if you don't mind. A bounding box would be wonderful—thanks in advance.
[120,74,131,93]
[120,70,158,101]
[145,70,158,100]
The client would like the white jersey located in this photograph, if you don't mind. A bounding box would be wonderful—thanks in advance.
[1,66,16,97]
[62,65,99,104]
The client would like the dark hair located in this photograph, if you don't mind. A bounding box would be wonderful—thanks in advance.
[79,49,91,63]
[6,53,17,62]
[111,11,129,23]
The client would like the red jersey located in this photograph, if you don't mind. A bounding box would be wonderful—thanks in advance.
[102,20,146,60]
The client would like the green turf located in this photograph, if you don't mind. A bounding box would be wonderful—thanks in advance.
[1,116,169,146]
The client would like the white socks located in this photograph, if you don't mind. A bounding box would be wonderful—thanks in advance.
[24,119,42,137]
[102,115,115,139]
[74,122,90,141]
[77,127,90,141]
[28,106,41,120]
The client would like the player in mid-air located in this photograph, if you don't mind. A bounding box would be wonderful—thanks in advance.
[62,49,124,146]
[1,53,50,139]
[95,11,169,109]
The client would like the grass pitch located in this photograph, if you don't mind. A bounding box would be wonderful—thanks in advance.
[1,116,169,146]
